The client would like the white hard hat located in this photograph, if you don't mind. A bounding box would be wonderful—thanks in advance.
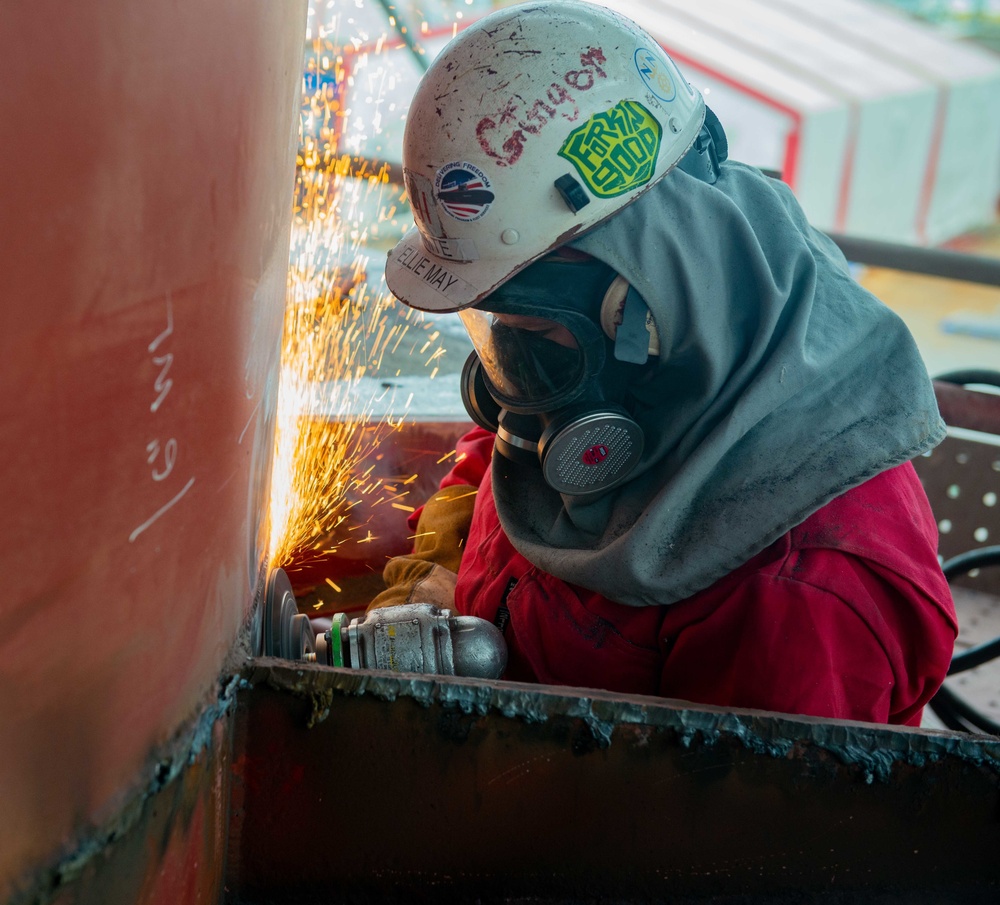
[385,0,705,312]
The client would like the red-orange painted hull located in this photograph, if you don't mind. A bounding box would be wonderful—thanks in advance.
[0,1,306,899]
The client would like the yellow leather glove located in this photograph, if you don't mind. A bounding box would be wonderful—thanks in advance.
[367,483,477,611]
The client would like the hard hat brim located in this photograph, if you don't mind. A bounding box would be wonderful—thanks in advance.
[385,228,500,313]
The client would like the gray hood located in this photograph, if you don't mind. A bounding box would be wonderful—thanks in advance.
[490,161,943,606]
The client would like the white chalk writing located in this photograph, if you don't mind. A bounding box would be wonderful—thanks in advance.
[130,292,196,542]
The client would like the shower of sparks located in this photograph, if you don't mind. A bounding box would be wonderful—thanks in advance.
[266,26,446,572]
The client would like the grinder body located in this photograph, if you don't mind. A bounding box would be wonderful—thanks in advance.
[261,570,506,680]
[313,604,507,680]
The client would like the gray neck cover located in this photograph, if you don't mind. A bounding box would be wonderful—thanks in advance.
[490,161,944,607]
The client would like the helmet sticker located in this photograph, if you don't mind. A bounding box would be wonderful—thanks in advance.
[476,47,608,168]
[434,162,495,222]
[634,48,676,102]
[393,243,476,303]
[557,101,662,198]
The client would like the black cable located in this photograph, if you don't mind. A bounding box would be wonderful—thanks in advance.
[928,546,1000,733]
[942,547,1000,675]
[929,687,975,733]
[942,545,1000,582]
[932,685,1000,736]
[949,636,1000,675]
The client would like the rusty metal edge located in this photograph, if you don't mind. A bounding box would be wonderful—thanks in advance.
[241,658,1000,784]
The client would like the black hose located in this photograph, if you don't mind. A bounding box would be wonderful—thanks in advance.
[931,685,1000,736]
[929,687,976,733]
[949,636,1000,675]
[942,547,1000,676]
[942,545,1000,581]
[928,546,1000,733]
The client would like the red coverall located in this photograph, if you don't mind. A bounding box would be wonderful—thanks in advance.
[407,426,957,727]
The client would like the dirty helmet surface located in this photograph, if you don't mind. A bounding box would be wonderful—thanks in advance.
[385,0,706,313]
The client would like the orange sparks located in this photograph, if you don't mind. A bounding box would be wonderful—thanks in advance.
[266,27,451,571]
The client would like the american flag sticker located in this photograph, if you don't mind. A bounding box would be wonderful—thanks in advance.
[434,162,495,222]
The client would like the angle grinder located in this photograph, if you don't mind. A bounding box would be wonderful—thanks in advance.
[259,567,507,680]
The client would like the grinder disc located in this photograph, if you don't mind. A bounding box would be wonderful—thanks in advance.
[262,567,313,659]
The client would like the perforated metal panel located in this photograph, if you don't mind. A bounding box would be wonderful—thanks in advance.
[914,385,1000,597]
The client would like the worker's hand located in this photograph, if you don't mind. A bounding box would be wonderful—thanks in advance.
[368,483,477,611]
[369,561,458,610]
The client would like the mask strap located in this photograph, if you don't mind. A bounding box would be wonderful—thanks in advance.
[601,277,660,363]
[676,106,728,185]
[614,287,656,364]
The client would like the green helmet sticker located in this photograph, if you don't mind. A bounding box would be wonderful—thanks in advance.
[557,100,662,199]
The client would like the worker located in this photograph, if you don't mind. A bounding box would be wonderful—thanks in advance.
[375,0,958,725]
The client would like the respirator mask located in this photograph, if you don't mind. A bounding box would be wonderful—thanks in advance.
[458,256,659,497]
